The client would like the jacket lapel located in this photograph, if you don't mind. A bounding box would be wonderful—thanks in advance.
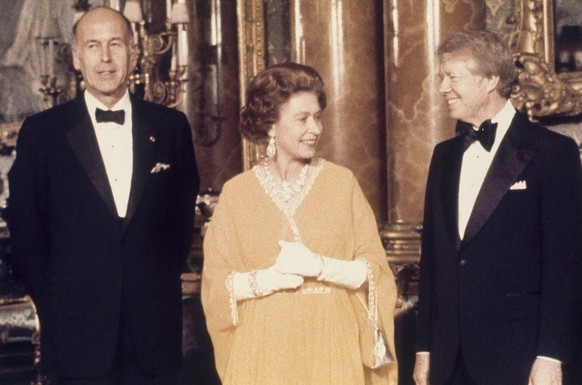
[66,98,118,217]
[124,95,156,227]
[461,113,537,247]
[440,137,466,250]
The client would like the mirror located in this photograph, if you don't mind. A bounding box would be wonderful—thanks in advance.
[554,0,582,73]
[510,0,582,118]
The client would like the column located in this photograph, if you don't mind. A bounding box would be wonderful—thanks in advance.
[383,0,486,261]
[290,0,387,224]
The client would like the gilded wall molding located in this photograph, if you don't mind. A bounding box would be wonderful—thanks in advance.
[237,0,266,170]
[510,0,582,117]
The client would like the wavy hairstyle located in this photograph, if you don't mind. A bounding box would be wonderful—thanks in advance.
[437,30,517,98]
[240,63,326,143]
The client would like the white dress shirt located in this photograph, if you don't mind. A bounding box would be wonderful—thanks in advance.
[458,100,515,239]
[84,90,133,218]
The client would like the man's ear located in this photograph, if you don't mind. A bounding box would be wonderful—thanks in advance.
[485,75,500,94]
[72,47,81,71]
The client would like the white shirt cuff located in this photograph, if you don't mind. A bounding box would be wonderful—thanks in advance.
[536,356,561,364]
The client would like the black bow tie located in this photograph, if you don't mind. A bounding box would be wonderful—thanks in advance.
[458,119,498,152]
[95,108,125,125]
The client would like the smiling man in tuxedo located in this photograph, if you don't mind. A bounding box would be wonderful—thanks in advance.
[414,30,582,385]
[6,6,199,385]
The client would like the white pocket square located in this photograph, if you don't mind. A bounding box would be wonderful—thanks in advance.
[510,180,527,190]
[150,163,171,173]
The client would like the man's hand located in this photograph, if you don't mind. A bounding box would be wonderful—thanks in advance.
[413,353,430,385]
[528,357,562,385]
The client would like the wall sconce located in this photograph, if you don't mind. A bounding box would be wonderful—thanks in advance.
[34,1,90,107]
[124,0,190,108]
[36,17,65,106]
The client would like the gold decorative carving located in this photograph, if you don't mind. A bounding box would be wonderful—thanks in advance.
[181,272,201,296]
[237,0,266,170]
[0,295,40,378]
[380,222,422,265]
[510,0,582,117]
[380,223,421,314]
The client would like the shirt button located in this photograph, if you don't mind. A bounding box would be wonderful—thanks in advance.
[459,259,467,266]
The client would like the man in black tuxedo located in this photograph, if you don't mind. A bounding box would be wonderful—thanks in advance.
[414,30,582,385]
[6,6,199,385]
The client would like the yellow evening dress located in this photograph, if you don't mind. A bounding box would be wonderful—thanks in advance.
[201,160,398,385]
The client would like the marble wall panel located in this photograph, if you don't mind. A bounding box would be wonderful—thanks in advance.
[385,0,486,225]
[291,0,387,223]
[187,0,243,193]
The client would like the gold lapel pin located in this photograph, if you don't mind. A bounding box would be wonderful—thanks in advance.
[149,135,156,143]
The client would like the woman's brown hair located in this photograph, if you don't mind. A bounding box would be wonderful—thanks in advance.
[240,63,326,142]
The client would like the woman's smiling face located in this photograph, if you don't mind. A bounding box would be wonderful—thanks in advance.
[271,91,323,162]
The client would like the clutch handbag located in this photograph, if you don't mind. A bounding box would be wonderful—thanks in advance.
[356,261,395,369]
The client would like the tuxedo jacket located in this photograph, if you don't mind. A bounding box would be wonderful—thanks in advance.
[416,111,582,384]
[6,93,200,377]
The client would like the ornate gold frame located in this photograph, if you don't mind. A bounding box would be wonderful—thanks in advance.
[510,0,582,118]
[237,0,266,170]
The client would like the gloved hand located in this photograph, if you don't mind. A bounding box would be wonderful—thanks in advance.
[274,241,323,277]
[318,257,368,289]
[257,267,304,293]
[232,267,304,300]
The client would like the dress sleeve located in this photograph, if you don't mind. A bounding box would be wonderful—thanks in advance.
[349,174,399,381]
[200,181,241,374]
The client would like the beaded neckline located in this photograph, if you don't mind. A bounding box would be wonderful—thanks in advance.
[254,158,324,218]
[261,160,309,203]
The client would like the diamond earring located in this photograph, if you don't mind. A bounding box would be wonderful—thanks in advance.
[266,135,276,157]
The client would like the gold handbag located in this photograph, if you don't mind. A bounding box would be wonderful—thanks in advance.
[356,261,395,369]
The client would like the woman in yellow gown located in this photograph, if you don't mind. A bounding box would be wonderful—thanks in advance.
[201,63,398,385]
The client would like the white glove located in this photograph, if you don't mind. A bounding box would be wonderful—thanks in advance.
[274,241,323,277]
[232,267,304,300]
[318,256,368,289]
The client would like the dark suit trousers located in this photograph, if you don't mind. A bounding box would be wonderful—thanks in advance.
[444,349,478,385]
[55,297,179,385]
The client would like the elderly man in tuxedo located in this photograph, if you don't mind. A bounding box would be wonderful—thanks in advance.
[6,6,199,385]
[414,30,582,385]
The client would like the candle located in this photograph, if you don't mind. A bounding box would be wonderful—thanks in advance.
[39,42,46,77]
[178,25,188,66]
[166,0,173,21]
[171,42,177,71]
[48,40,55,79]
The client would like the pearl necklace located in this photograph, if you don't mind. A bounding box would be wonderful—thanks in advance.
[263,161,310,202]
